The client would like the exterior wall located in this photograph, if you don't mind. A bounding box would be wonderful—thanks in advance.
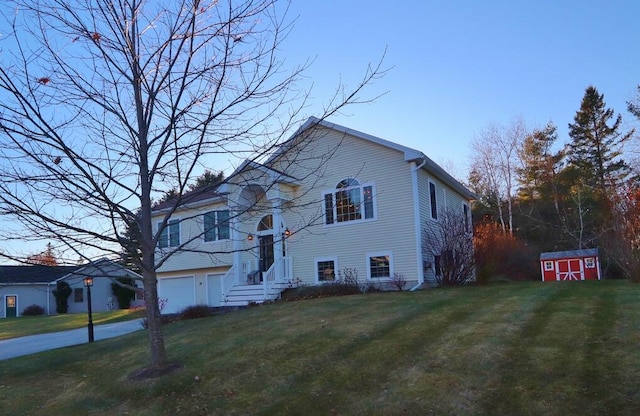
[157,266,230,308]
[271,126,420,286]
[152,121,474,306]
[155,200,235,273]
[1,285,49,318]
[417,168,472,284]
[62,276,115,314]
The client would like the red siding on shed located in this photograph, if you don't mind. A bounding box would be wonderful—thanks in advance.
[540,250,601,282]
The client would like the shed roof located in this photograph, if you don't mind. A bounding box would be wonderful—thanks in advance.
[540,248,599,260]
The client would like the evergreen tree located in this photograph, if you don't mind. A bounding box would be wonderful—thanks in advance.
[516,122,563,201]
[52,281,72,314]
[188,170,224,191]
[567,86,633,196]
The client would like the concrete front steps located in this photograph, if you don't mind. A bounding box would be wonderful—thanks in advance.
[223,282,290,306]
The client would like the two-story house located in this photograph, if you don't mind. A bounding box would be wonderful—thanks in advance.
[153,117,475,313]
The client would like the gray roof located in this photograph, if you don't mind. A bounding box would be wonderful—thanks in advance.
[540,248,599,260]
[0,265,80,284]
[0,258,141,285]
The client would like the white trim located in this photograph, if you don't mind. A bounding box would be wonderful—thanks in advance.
[366,251,394,281]
[411,160,426,284]
[314,256,339,283]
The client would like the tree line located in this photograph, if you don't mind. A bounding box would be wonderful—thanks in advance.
[469,85,640,282]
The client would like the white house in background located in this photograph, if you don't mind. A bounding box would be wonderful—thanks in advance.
[0,258,141,318]
[153,117,475,313]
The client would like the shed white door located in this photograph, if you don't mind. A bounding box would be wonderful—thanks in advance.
[157,276,195,314]
[556,259,584,281]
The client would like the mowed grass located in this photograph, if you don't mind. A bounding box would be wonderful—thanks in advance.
[1,281,639,415]
[0,309,144,340]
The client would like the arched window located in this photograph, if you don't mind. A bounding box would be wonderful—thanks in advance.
[337,178,359,188]
[257,215,273,231]
[323,178,375,225]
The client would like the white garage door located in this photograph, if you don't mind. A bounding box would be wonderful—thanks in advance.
[157,276,195,314]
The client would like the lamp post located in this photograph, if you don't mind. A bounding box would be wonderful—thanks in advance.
[84,277,94,343]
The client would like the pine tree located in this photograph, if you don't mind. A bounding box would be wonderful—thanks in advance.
[568,86,633,196]
[517,122,563,201]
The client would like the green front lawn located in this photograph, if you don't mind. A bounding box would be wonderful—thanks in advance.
[0,281,638,415]
[0,309,144,340]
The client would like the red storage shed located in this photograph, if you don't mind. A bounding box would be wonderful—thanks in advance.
[540,248,601,282]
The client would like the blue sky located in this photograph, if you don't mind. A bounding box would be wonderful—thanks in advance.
[280,0,640,178]
[2,0,638,262]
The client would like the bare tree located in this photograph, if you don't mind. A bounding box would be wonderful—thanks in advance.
[470,117,528,234]
[422,208,475,286]
[0,0,384,374]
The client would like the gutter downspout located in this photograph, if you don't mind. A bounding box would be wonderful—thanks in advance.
[410,156,428,292]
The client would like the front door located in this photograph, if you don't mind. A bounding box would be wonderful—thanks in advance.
[5,295,17,318]
[258,234,275,280]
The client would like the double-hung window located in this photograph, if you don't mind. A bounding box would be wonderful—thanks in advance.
[158,219,180,248]
[367,252,393,280]
[204,210,230,242]
[316,257,338,282]
[323,179,375,225]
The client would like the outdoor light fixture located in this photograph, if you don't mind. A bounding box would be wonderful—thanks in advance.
[247,233,254,241]
[83,277,94,343]
[284,228,291,237]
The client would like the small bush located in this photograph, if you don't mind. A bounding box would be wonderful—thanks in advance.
[179,304,213,320]
[22,304,45,316]
[390,273,407,291]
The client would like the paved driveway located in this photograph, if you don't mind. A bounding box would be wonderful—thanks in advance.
[0,319,145,361]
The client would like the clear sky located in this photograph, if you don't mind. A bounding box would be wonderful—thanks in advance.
[279,0,640,178]
[2,0,639,262]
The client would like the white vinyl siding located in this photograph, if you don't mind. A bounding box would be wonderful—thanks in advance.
[269,126,419,285]
[154,202,234,273]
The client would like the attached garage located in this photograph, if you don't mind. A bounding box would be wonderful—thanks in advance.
[157,276,195,314]
[540,248,601,282]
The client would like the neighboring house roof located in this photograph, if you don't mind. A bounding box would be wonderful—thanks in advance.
[540,248,599,260]
[0,258,141,285]
[0,265,79,284]
[268,117,476,201]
